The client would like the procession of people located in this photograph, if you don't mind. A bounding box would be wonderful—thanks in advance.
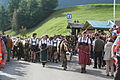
[0,26,120,80]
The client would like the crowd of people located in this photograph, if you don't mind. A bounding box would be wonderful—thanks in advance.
[0,25,120,80]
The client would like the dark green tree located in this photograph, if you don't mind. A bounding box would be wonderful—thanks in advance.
[11,9,20,32]
[0,6,10,30]
[41,0,58,14]
[8,0,58,33]
[8,0,21,18]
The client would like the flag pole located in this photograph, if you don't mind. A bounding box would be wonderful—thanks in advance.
[113,0,116,23]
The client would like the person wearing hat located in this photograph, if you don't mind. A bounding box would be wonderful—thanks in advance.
[0,33,7,68]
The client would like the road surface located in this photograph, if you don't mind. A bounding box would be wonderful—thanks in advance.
[0,56,114,80]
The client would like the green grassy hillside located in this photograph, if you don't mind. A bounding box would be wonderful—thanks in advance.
[6,4,120,37]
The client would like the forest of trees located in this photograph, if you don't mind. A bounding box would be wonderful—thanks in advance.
[0,0,58,33]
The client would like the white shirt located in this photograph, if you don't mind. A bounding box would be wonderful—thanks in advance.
[53,40,58,47]
[47,40,53,46]
[29,38,39,45]
[39,39,50,46]
[78,37,91,44]
[111,30,117,36]
[46,39,53,46]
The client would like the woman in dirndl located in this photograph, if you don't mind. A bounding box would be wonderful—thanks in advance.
[76,32,92,73]
[39,36,48,67]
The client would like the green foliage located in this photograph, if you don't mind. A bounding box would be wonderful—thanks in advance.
[11,9,20,32]
[8,0,21,19]
[0,6,10,30]
[41,0,58,13]
[5,29,15,36]
[7,0,58,33]
[20,26,27,37]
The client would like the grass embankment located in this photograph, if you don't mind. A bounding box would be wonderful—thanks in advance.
[6,4,120,37]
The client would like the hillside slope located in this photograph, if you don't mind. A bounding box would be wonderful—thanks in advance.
[6,4,120,37]
[24,4,120,37]
[1,0,120,9]
[57,0,120,9]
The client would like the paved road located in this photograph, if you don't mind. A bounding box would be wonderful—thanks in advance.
[0,56,114,80]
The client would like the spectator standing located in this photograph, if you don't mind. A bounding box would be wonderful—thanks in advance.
[6,35,13,62]
[93,34,105,69]
[104,38,114,76]
[0,33,7,68]
[2,31,7,46]
[112,34,120,80]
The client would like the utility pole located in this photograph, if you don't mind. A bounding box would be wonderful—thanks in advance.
[113,0,116,23]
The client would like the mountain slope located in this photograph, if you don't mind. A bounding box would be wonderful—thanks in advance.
[57,0,120,9]
[22,4,120,37]
[5,4,120,37]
